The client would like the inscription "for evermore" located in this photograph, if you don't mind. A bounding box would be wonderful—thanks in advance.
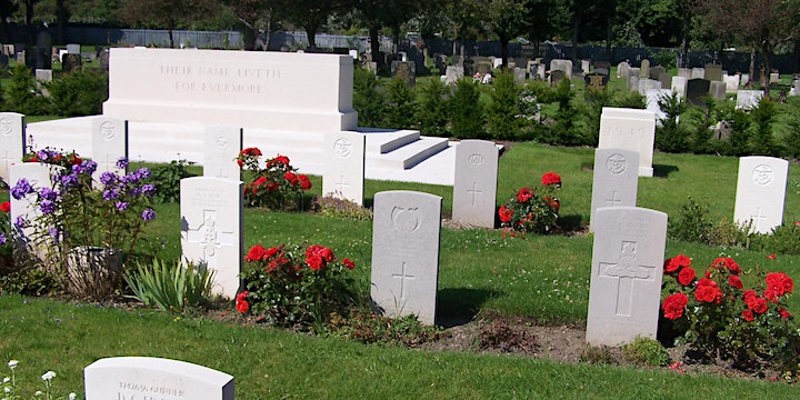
[160,64,281,95]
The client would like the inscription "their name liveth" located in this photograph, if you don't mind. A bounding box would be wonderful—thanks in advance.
[160,64,281,94]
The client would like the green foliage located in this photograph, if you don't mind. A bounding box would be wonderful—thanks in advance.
[147,158,196,203]
[579,346,617,365]
[314,195,373,221]
[5,64,50,115]
[383,78,417,129]
[416,77,450,137]
[752,223,800,256]
[685,107,716,154]
[579,84,612,146]
[546,78,583,145]
[668,197,713,243]
[237,151,311,210]
[782,102,800,159]
[655,92,689,152]
[124,258,214,312]
[0,268,57,296]
[748,99,778,156]
[610,90,646,109]
[324,311,442,346]
[47,69,109,117]
[499,172,561,234]
[352,68,385,127]
[651,50,676,68]
[448,79,485,139]
[485,72,525,140]
[714,102,752,157]
[621,337,670,367]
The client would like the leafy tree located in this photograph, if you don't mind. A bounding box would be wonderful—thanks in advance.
[417,77,450,137]
[383,78,417,129]
[280,0,347,49]
[352,67,385,127]
[353,0,418,67]
[221,0,279,50]
[448,79,484,139]
[486,71,524,140]
[655,92,690,152]
[119,0,219,48]
[483,0,528,69]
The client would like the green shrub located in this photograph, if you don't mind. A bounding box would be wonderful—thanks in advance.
[579,84,612,146]
[237,150,312,210]
[498,172,562,234]
[486,72,525,140]
[621,337,670,366]
[48,69,108,116]
[669,197,713,243]
[580,345,617,365]
[417,77,450,137]
[655,92,689,152]
[546,78,584,145]
[5,64,50,115]
[147,158,196,203]
[753,223,800,255]
[352,67,385,127]
[124,258,215,312]
[706,219,754,248]
[610,90,646,109]
[324,311,442,346]
[781,102,800,158]
[448,79,485,139]
[383,78,417,129]
[314,195,373,220]
[748,99,778,156]
[686,107,716,154]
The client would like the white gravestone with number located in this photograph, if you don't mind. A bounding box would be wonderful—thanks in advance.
[452,140,499,228]
[590,149,639,231]
[180,177,243,299]
[586,207,668,346]
[84,357,234,400]
[203,125,242,180]
[371,190,441,325]
[0,112,26,183]
[323,131,366,206]
[733,156,788,234]
[598,108,656,177]
[92,116,128,184]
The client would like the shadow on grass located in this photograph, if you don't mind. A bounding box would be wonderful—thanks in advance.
[653,164,679,178]
[436,287,502,328]
[557,213,585,234]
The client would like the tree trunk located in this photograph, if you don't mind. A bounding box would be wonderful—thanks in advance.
[305,22,319,49]
[56,0,67,44]
[25,0,34,44]
[571,7,581,65]
[500,36,509,70]
[369,23,381,66]
[243,25,256,50]
[759,44,771,98]
[264,11,272,51]
[168,29,175,49]
[679,3,691,67]
[749,47,756,87]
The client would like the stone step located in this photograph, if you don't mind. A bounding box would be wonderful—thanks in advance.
[367,137,450,170]
[359,128,420,154]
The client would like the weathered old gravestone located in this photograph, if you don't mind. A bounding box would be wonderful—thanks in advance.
[10,163,62,264]
[445,66,464,84]
[646,89,673,122]
[649,65,664,81]
[67,43,80,54]
[671,76,688,99]
[628,74,640,92]
[391,61,416,86]
[513,67,527,84]
[593,61,611,71]
[581,59,591,74]
[629,67,641,80]
[34,69,52,82]
[736,90,763,110]
[590,149,640,231]
[770,72,780,84]
[0,112,26,183]
[724,74,740,93]
[637,79,661,95]
[61,53,81,73]
[550,69,565,86]
[617,61,630,80]
[709,81,726,100]
[476,61,493,76]
[639,59,650,78]
[686,78,711,106]
[180,177,243,299]
[0,54,7,68]
[586,207,668,346]
[691,68,705,79]
[452,140,498,228]
[203,125,242,180]
[741,73,750,87]
[99,50,109,71]
[598,108,656,177]
[678,68,691,79]
[705,64,723,81]
[323,131,366,206]
[91,117,128,184]
[733,156,788,234]
[584,73,608,90]
[550,59,572,80]
[84,357,234,400]
[534,63,546,80]
[657,72,671,91]
[371,190,441,325]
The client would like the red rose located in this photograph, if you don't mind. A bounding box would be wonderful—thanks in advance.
[743,289,758,303]
[70,154,82,165]
[728,275,743,290]
[516,187,533,203]
[678,267,696,286]
[742,309,755,322]
[711,257,740,275]
[266,181,279,191]
[237,159,243,168]
[694,278,722,304]
[274,155,289,165]
[0,201,10,213]
[235,291,249,314]
[767,253,777,260]
[305,245,335,271]
[664,254,691,273]
[242,147,262,156]
[746,295,768,314]
[780,308,792,320]
[284,172,298,185]
[545,195,560,211]
[343,258,356,270]
[264,246,280,260]
[28,154,39,162]
[662,292,688,320]
[299,175,311,190]
[541,171,561,186]
[245,245,268,262]
[765,272,794,300]
[498,205,513,223]
[253,176,267,187]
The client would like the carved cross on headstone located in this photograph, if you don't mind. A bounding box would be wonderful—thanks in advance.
[335,174,349,194]
[750,207,767,232]
[598,241,655,317]
[467,181,482,207]
[392,261,415,300]
[185,210,235,268]
[605,191,622,206]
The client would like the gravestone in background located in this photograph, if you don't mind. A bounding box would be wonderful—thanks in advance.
[649,65,664,80]
[691,68,705,79]
[590,149,640,231]
[646,89,673,122]
[91,117,128,185]
[593,61,611,71]
[323,131,366,206]
[639,59,650,78]
[770,72,780,84]
[678,68,691,79]
[452,140,498,228]
[671,76,688,99]
[741,73,750,87]
[628,74,640,92]
[0,112,26,183]
[598,108,656,177]
[709,81,726,100]
[550,59,572,80]
[549,70,564,86]
[513,67,527,84]
[34,69,52,82]
[637,79,661,95]
[705,64,723,81]
[584,73,608,90]
[586,207,668,346]
[476,61,492,76]
[84,357,234,400]
[733,156,788,234]
[724,74,740,93]
[61,53,81,73]
[0,54,7,67]
[686,78,711,107]
[616,61,630,79]
[581,59,591,74]
[99,50,109,71]
[657,72,671,91]
[391,60,416,86]
[534,63,546,80]
[203,125,242,180]
[67,43,80,54]
[371,190,442,325]
[445,66,463,84]
[737,90,763,110]
[180,177,243,299]
[629,67,641,80]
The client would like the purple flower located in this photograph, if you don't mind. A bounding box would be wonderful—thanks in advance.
[11,179,34,200]
[141,184,156,197]
[40,199,56,215]
[37,150,49,161]
[99,172,117,186]
[0,233,6,245]
[135,168,151,180]
[141,208,156,221]
[84,160,98,174]
[102,189,120,201]
[116,157,129,170]
[38,187,59,201]
[121,173,139,185]
[48,226,59,240]
[60,173,79,188]
[72,163,84,175]
[14,216,27,229]
[115,201,129,211]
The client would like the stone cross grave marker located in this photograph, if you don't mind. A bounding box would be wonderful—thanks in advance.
[180,177,243,299]
[84,357,234,400]
[590,149,640,231]
[371,190,441,325]
[323,131,366,206]
[686,78,710,107]
[9,163,63,264]
[733,156,788,234]
[91,116,128,186]
[0,112,26,183]
[452,140,498,228]
[203,125,242,180]
[598,108,656,177]
[736,90,763,110]
[586,206,668,346]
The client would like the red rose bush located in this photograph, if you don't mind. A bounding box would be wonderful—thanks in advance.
[498,171,561,233]
[661,253,800,372]
[238,242,356,327]
[236,148,312,210]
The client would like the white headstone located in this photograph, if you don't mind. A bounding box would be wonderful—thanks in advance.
[590,149,640,230]
[736,90,763,110]
[733,156,788,234]
[617,61,630,79]
[691,68,705,79]
[770,72,780,84]
[445,66,464,84]
[741,73,750,87]
[586,206,667,346]
[628,74,640,92]
[180,177,243,299]
[323,131,366,206]
[371,190,441,325]
[549,59,573,80]
[203,125,242,180]
[598,108,656,177]
[9,163,62,262]
[67,43,81,54]
[671,76,688,99]
[84,357,234,400]
[0,112,26,183]
[581,59,591,74]
[637,79,662,96]
[349,49,358,59]
[678,68,691,79]
[709,81,726,99]
[452,140,499,228]
[493,57,503,69]
[91,117,128,183]
[790,80,800,96]
[723,74,740,93]
[34,69,52,82]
